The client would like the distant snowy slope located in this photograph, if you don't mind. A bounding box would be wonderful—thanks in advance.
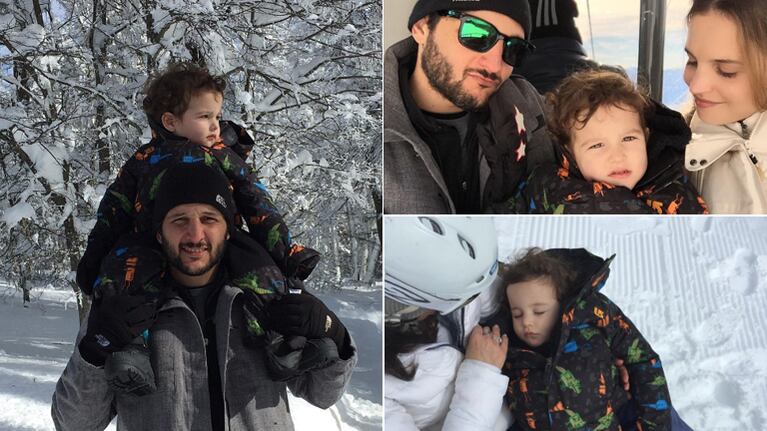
[0,284,382,431]
[0,288,76,430]
[495,216,767,431]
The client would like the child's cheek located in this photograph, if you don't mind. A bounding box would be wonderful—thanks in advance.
[512,321,524,339]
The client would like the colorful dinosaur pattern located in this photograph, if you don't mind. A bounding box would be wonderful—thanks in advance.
[502,249,673,431]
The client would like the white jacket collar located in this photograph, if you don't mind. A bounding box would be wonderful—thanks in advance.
[685,111,766,172]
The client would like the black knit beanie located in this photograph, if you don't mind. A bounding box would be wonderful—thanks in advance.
[407,0,532,40]
[152,162,236,232]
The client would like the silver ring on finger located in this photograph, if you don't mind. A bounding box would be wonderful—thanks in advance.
[493,335,502,345]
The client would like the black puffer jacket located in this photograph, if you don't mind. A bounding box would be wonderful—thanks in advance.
[524,102,708,214]
[501,249,673,431]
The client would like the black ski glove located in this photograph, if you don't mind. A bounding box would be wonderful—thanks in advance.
[264,333,340,381]
[265,292,347,351]
[79,294,158,367]
[286,245,321,281]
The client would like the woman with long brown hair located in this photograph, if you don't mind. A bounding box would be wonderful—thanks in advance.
[684,0,767,213]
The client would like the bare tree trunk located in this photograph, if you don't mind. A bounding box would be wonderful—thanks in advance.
[331,223,341,284]
[19,265,30,307]
[62,161,89,322]
[372,188,382,244]
[363,218,379,284]
[143,0,160,70]
[89,0,110,173]
[32,0,44,25]
[74,0,109,322]
[346,203,359,281]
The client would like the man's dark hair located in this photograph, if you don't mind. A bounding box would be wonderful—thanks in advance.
[142,62,227,124]
[497,247,576,308]
[426,12,441,31]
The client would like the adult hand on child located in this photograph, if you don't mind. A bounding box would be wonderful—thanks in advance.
[465,324,508,369]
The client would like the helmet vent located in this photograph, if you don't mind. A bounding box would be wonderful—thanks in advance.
[458,235,475,259]
[419,217,444,235]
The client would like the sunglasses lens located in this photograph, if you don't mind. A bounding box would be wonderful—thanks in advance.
[503,38,531,67]
[458,17,496,52]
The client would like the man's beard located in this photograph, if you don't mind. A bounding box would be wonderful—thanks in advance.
[162,237,226,277]
[420,33,501,112]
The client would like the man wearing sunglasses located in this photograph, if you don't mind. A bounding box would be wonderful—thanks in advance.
[384,0,555,214]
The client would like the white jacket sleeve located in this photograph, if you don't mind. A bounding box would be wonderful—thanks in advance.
[441,359,509,431]
[385,396,421,431]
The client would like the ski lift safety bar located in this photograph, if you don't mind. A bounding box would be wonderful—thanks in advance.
[638,0,667,101]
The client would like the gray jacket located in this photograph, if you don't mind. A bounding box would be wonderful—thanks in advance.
[51,285,356,430]
[383,37,554,214]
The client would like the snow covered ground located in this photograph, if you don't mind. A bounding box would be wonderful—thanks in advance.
[0,281,382,430]
[495,216,767,431]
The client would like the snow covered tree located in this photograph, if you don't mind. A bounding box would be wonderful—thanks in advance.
[0,0,382,318]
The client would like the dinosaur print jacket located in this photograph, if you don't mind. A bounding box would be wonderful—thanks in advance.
[76,119,319,295]
[501,249,672,431]
[524,101,708,214]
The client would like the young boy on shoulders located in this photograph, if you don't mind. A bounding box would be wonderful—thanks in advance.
[76,62,320,395]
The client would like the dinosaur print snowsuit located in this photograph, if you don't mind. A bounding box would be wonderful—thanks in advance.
[76,119,320,339]
[502,249,672,431]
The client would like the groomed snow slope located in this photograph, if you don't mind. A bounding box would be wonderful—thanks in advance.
[495,216,767,431]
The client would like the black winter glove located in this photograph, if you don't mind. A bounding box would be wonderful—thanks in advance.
[219,120,255,161]
[265,292,347,351]
[264,333,340,381]
[286,245,321,281]
[79,294,159,367]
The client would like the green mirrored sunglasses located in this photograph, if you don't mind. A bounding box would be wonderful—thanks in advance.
[440,10,535,67]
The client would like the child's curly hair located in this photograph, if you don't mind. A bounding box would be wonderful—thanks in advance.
[142,62,227,123]
[497,247,576,308]
[545,66,652,148]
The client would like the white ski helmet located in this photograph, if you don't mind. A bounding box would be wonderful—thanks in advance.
[384,216,499,315]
